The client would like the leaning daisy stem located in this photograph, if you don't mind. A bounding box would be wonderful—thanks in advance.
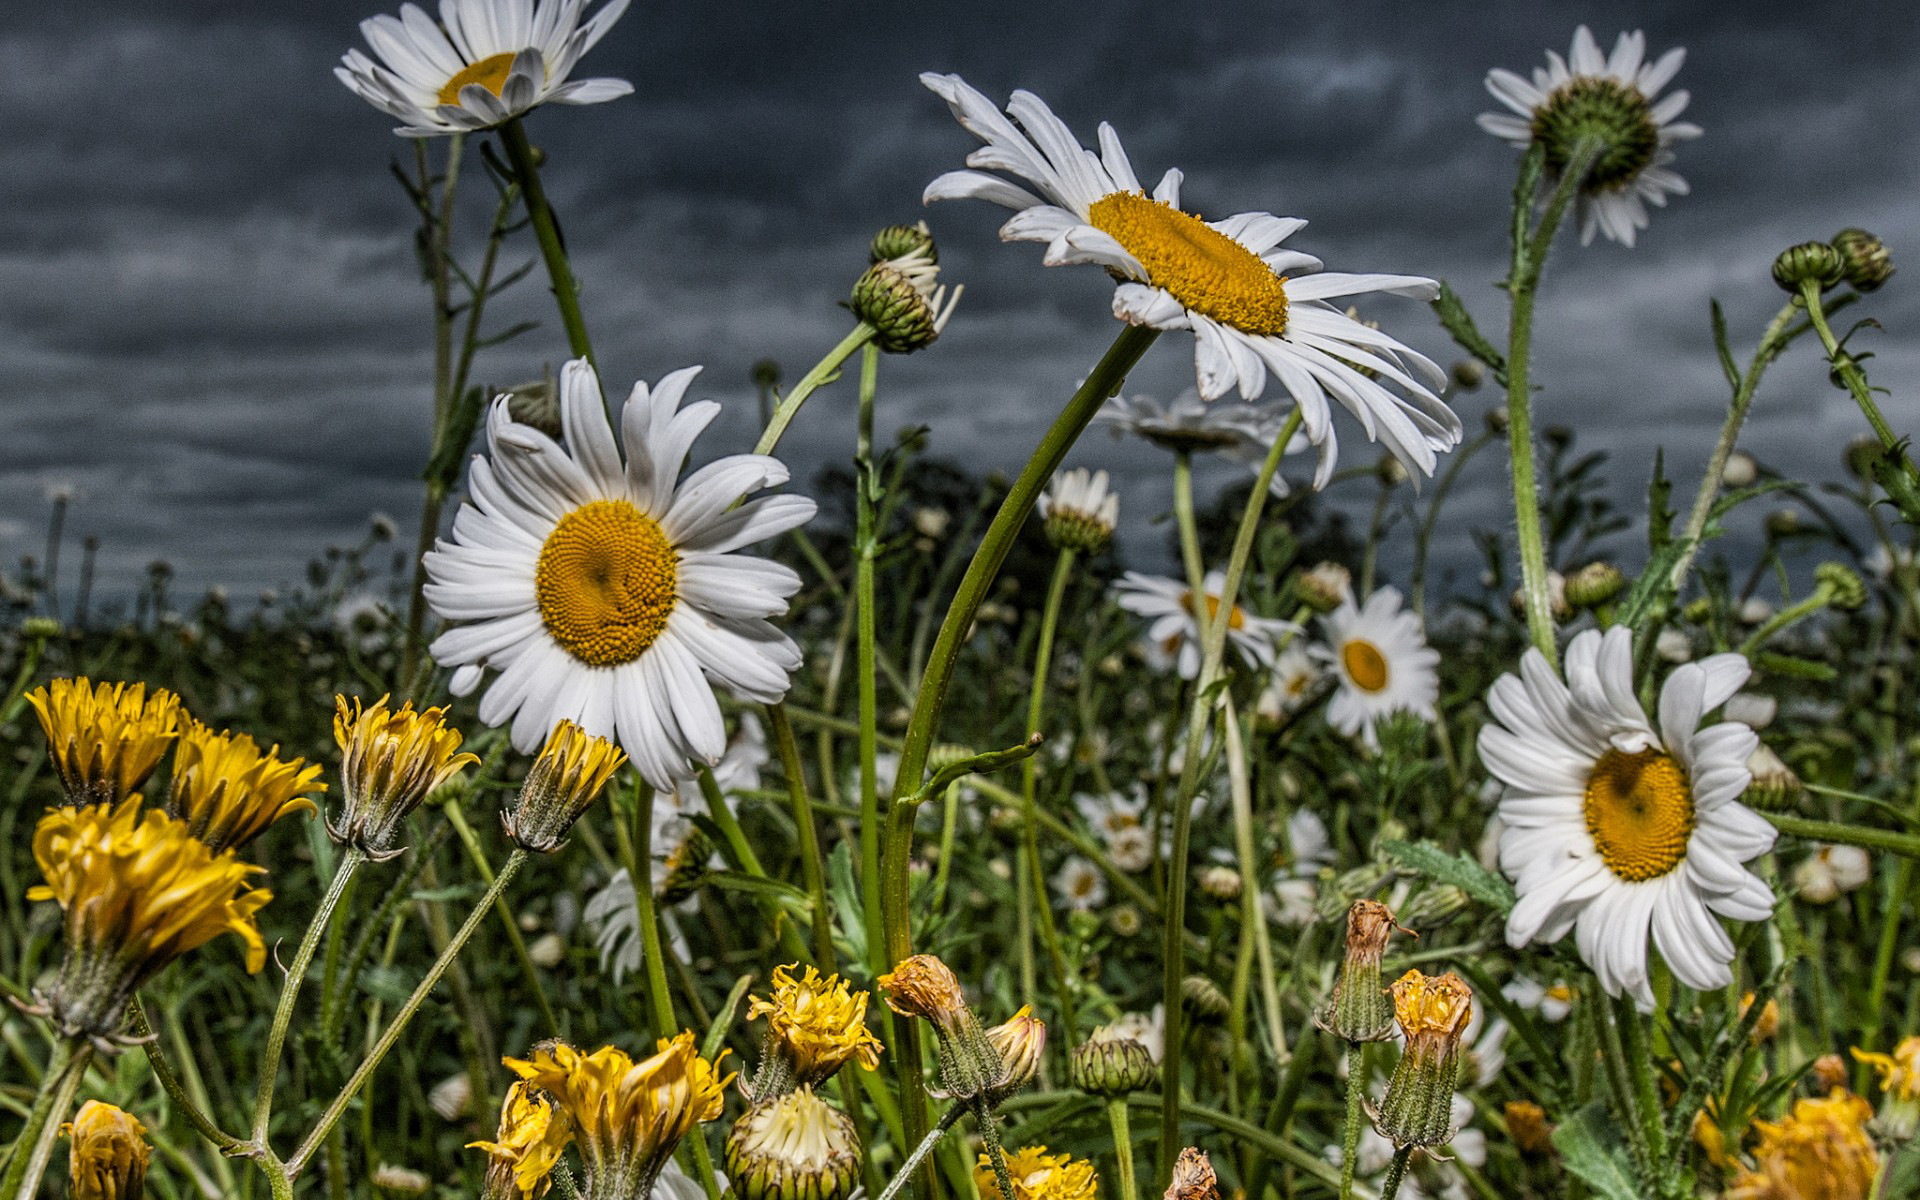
[854,342,889,981]
[1022,546,1081,1045]
[1221,693,1286,1064]
[883,324,1159,1195]
[1503,138,1603,668]
[755,323,880,457]
[626,777,677,1035]
[1800,281,1902,452]
[498,118,595,368]
[252,848,364,1146]
[129,997,244,1155]
[1612,995,1670,1184]
[1171,451,1211,632]
[1,1036,88,1200]
[442,800,562,1032]
[1159,406,1307,1183]
[875,1105,964,1200]
[1761,813,1920,861]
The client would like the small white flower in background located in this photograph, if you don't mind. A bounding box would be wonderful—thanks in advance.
[1725,692,1777,730]
[1502,977,1575,1023]
[333,593,394,652]
[425,359,816,792]
[1478,26,1701,247]
[1038,467,1119,551]
[527,931,565,967]
[1793,844,1872,905]
[655,1158,721,1200]
[1256,644,1320,722]
[427,1072,472,1121]
[1097,390,1311,498]
[1114,569,1298,679]
[1655,626,1693,662]
[1287,809,1335,877]
[1075,785,1149,840]
[1722,451,1759,488]
[1314,586,1440,751]
[337,0,633,137]
[1867,544,1915,581]
[920,74,1461,485]
[1476,813,1505,873]
[1052,857,1108,911]
[912,506,951,539]
[1736,597,1774,626]
[1106,1005,1166,1064]
[1107,824,1154,873]
[1270,878,1318,928]
[1462,1005,1510,1087]
[1480,626,1773,1010]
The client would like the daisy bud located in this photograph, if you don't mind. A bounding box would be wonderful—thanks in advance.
[1180,975,1230,1024]
[1374,970,1473,1149]
[1831,227,1894,293]
[1772,241,1845,292]
[1846,436,1889,480]
[1376,455,1409,486]
[726,1087,861,1200]
[329,695,479,861]
[870,220,937,265]
[22,615,63,639]
[1511,571,1570,621]
[851,230,960,355]
[28,677,183,807]
[1164,1148,1219,1200]
[1069,1026,1156,1097]
[502,720,627,853]
[1320,899,1411,1044]
[1722,450,1759,488]
[986,1006,1047,1100]
[1765,508,1802,538]
[974,1146,1097,1200]
[371,1164,432,1194]
[1038,468,1119,553]
[1564,561,1626,610]
[745,964,884,1099]
[469,1080,572,1200]
[1296,562,1352,614]
[64,1101,150,1200]
[1503,1101,1554,1157]
[1450,359,1485,390]
[504,371,562,438]
[165,720,325,853]
[913,506,952,538]
[878,954,1003,1102]
[1737,597,1774,625]
[1400,885,1469,930]
[1483,405,1510,434]
[1815,561,1868,611]
[1197,865,1242,901]
[658,823,717,904]
[1744,744,1801,812]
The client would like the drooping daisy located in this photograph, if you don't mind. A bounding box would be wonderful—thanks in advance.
[337,0,634,138]
[1478,626,1774,1009]
[425,358,817,791]
[1114,569,1297,679]
[1038,467,1119,552]
[921,74,1460,485]
[1314,586,1440,751]
[1478,26,1701,248]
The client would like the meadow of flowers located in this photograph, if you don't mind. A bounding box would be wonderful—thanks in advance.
[2,4,1916,1199]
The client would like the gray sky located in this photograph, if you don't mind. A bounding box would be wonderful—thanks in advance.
[2,0,1915,611]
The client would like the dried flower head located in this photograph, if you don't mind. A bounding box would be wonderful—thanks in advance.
[330,695,480,860]
[725,1086,861,1200]
[64,1101,150,1200]
[470,1080,572,1200]
[29,678,183,806]
[1320,899,1411,1044]
[502,719,627,852]
[1727,1089,1879,1200]
[877,953,1003,1102]
[746,964,884,1097]
[1374,970,1473,1148]
[1163,1148,1218,1200]
[166,720,325,852]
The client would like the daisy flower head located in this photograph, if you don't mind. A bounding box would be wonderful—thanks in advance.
[1478,26,1702,247]
[1313,586,1440,751]
[1113,569,1298,679]
[920,74,1461,486]
[1256,643,1320,722]
[425,358,818,792]
[337,0,634,137]
[1478,626,1774,1010]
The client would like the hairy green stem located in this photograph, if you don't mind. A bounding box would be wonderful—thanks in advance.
[1,1037,88,1200]
[1801,281,1901,450]
[252,848,364,1144]
[1021,546,1080,1042]
[1764,812,1920,860]
[1339,1045,1367,1200]
[1105,1098,1140,1200]
[755,324,880,456]
[498,118,595,367]
[443,801,562,1032]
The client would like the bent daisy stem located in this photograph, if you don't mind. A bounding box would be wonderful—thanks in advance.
[252,849,364,1145]
[1800,280,1904,452]
[1023,545,1081,1044]
[755,324,880,456]
[856,343,887,978]
[441,800,562,1033]
[129,997,245,1155]
[1159,406,1307,1180]
[498,118,595,369]
[0,1037,89,1200]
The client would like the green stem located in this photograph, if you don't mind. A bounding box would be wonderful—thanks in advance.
[0,1037,88,1200]
[1764,812,1920,860]
[857,343,888,978]
[1221,694,1285,1065]
[627,778,677,1035]
[696,767,811,965]
[1801,281,1902,450]
[1123,1094,1347,1191]
[1411,430,1494,616]
[755,324,880,456]
[402,134,462,685]
[1105,1099,1140,1200]
[443,800,563,1033]
[498,118,595,367]
[1613,996,1670,1179]
[129,997,244,1154]
[769,704,836,967]
[1022,546,1080,1043]
[1737,589,1831,656]
[252,849,364,1144]
[288,850,529,1175]
[1380,1146,1414,1200]
[1866,858,1913,1045]
[1339,1046,1366,1200]
[874,1106,963,1200]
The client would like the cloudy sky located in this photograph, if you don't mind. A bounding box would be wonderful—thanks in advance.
[2,0,1914,615]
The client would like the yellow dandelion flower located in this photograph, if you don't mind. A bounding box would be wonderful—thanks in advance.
[505,1033,732,1196]
[330,695,479,860]
[1728,1089,1879,1200]
[63,1100,150,1200]
[28,677,182,806]
[30,799,270,1039]
[166,720,325,852]
[1376,970,1473,1148]
[975,1146,1097,1200]
[501,719,628,853]
[1854,1036,1920,1139]
[745,964,884,1091]
[469,1081,573,1199]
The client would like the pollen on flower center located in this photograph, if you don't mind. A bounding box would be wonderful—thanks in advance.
[437,52,520,106]
[1087,192,1290,337]
[536,499,679,667]
[1529,77,1660,192]
[1341,639,1390,692]
[1583,748,1694,881]
[1179,589,1246,631]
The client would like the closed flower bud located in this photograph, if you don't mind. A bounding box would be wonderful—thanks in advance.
[1764,508,1802,538]
[1773,241,1845,292]
[1812,1054,1850,1095]
[1484,405,1510,434]
[658,825,716,905]
[1180,975,1230,1023]
[1296,562,1352,614]
[1375,970,1472,1148]
[1069,1026,1156,1097]
[329,695,479,861]
[1831,228,1894,292]
[1722,450,1759,488]
[1565,561,1625,610]
[1511,570,1570,621]
[21,615,64,639]
[502,720,627,853]
[1744,744,1801,812]
[1816,561,1868,611]
[1846,435,1887,480]
[65,1101,150,1200]
[504,371,562,439]
[1400,885,1469,930]
[1320,899,1410,1044]
[870,220,937,265]
[986,1006,1047,1099]
[726,1087,861,1200]
[1504,1101,1554,1158]
[1450,359,1486,390]
[1197,865,1242,901]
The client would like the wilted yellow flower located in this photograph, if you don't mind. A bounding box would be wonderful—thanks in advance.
[1728,1090,1879,1200]
[64,1100,150,1200]
[974,1146,1097,1200]
[1375,970,1473,1148]
[877,954,970,1037]
[30,798,270,1038]
[502,720,628,853]
[1742,992,1781,1043]
[1321,899,1412,1044]
[469,1081,572,1199]
[725,1086,861,1200]
[330,695,479,860]
[986,1006,1047,1097]
[1506,1101,1554,1157]
[745,963,884,1094]
[166,720,325,852]
[1855,1036,1920,1140]
[29,677,182,806]
[505,1033,732,1197]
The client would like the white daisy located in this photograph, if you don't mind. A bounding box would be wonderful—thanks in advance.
[1107,824,1154,873]
[1269,878,1318,928]
[1501,977,1575,1023]
[1478,26,1701,248]
[1478,626,1775,1009]
[337,0,633,138]
[1074,785,1148,840]
[1096,390,1308,498]
[1114,568,1298,679]
[1288,808,1335,878]
[1105,1005,1166,1064]
[424,358,817,791]
[1314,586,1440,751]
[1052,856,1108,911]
[921,74,1461,485]
[1038,467,1119,550]
[1255,644,1320,722]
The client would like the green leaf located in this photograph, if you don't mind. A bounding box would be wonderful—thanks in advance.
[706,871,810,908]
[1431,281,1507,383]
[1709,299,1739,389]
[1615,539,1690,629]
[1707,479,1802,523]
[1380,839,1515,915]
[1646,448,1675,553]
[1552,1103,1643,1200]
[1753,650,1838,681]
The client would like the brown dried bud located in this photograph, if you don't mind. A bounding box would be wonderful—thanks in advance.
[1163,1148,1219,1200]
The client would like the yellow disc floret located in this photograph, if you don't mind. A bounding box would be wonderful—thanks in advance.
[1087,192,1290,337]
[1584,748,1694,882]
[1341,639,1391,693]
[28,677,183,806]
[167,720,325,852]
[535,499,680,667]
[438,52,520,106]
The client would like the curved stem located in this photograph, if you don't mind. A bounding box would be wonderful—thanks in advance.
[1802,281,1901,450]
[1380,1146,1414,1200]
[498,118,595,367]
[755,324,879,456]
[252,849,363,1144]
[1,1037,88,1200]
[1021,547,1079,1043]
[769,704,836,967]
[129,997,244,1154]
[1221,694,1284,1064]
[443,801,562,1032]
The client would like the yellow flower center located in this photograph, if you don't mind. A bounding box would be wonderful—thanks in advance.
[1086,192,1290,337]
[535,500,679,667]
[1583,748,1694,882]
[1341,639,1390,692]
[1179,590,1246,631]
[437,51,519,106]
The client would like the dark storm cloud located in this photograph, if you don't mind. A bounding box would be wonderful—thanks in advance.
[0,0,1914,610]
